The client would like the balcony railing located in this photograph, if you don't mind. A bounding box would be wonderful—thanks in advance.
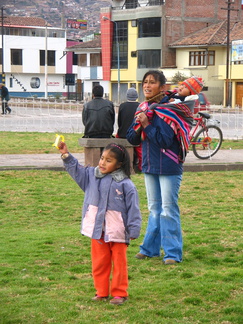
[112,0,165,9]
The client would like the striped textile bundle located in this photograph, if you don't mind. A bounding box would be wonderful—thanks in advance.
[133,100,194,162]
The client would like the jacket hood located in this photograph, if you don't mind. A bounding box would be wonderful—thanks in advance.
[94,166,127,182]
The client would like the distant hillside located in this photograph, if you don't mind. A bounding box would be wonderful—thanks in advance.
[3,0,112,40]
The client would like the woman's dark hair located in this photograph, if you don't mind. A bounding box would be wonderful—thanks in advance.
[103,143,131,178]
[142,70,167,86]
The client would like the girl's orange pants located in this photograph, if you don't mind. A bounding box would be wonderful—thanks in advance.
[91,238,128,298]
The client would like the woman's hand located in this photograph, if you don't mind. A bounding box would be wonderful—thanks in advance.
[136,112,149,128]
[58,141,68,154]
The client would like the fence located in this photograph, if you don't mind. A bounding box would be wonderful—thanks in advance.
[210,105,243,140]
[1,98,85,133]
[1,98,243,140]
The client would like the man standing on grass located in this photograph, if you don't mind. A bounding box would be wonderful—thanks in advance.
[82,85,115,138]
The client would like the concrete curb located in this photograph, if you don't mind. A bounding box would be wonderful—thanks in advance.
[183,163,243,172]
[0,150,242,172]
[1,163,243,173]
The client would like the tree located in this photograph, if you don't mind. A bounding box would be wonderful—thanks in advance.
[171,71,189,84]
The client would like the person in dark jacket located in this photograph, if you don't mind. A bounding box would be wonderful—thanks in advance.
[0,83,11,114]
[116,88,142,171]
[82,85,115,138]
[117,88,140,138]
[127,70,194,265]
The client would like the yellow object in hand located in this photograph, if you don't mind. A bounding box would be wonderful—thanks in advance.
[52,134,65,149]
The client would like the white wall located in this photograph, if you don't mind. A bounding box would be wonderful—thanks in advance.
[1,29,67,97]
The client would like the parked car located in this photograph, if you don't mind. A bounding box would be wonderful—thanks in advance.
[194,92,210,114]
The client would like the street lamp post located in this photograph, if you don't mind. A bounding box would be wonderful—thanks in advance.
[222,0,238,107]
[102,16,120,104]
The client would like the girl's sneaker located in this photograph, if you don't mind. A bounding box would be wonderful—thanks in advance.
[110,296,127,305]
[91,295,109,301]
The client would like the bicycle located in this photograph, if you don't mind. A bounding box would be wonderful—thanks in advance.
[189,111,223,159]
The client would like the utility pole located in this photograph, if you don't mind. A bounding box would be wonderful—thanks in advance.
[1,6,5,85]
[44,24,48,99]
[1,6,5,114]
[221,0,238,107]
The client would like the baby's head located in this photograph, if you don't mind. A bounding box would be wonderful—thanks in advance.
[181,76,203,96]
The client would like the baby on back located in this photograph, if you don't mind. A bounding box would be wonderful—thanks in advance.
[167,76,203,104]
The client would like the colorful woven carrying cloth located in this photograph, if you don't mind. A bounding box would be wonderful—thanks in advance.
[133,100,194,162]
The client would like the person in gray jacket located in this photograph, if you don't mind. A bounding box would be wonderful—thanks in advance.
[58,141,141,305]
[82,85,115,138]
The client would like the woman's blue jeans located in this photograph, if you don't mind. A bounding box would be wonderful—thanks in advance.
[139,173,183,262]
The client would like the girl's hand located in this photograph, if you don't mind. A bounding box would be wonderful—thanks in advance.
[58,141,68,154]
[136,112,149,128]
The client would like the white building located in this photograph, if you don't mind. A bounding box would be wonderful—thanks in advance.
[65,35,111,101]
[1,17,67,98]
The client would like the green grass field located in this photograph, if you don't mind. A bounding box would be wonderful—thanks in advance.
[0,169,242,323]
[0,131,242,154]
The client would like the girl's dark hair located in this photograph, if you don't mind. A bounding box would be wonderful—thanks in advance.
[103,143,131,178]
[142,70,167,86]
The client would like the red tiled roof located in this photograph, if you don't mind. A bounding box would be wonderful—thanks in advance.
[169,20,243,47]
[67,36,101,50]
[4,16,47,27]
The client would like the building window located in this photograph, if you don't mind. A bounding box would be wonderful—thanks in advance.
[10,28,19,36]
[90,53,101,66]
[147,0,165,5]
[138,18,161,38]
[5,27,62,37]
[78,54,87,66]
[124,0,139,8]
[40,50,56,66]
[189,51,215,66]
[112,21,128,69]
[11,49,22,65]
[138,50,161,68]
[73,52,78,65]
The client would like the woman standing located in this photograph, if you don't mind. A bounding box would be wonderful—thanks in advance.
[126,70,194,264]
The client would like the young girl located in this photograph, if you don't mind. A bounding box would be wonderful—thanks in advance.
[58,142,142,305]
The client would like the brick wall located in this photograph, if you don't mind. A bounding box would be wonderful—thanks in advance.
[100,10,113,81]
[162,0,242,67]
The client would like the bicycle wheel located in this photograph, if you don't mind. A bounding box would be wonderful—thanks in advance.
[192,125,223,159]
